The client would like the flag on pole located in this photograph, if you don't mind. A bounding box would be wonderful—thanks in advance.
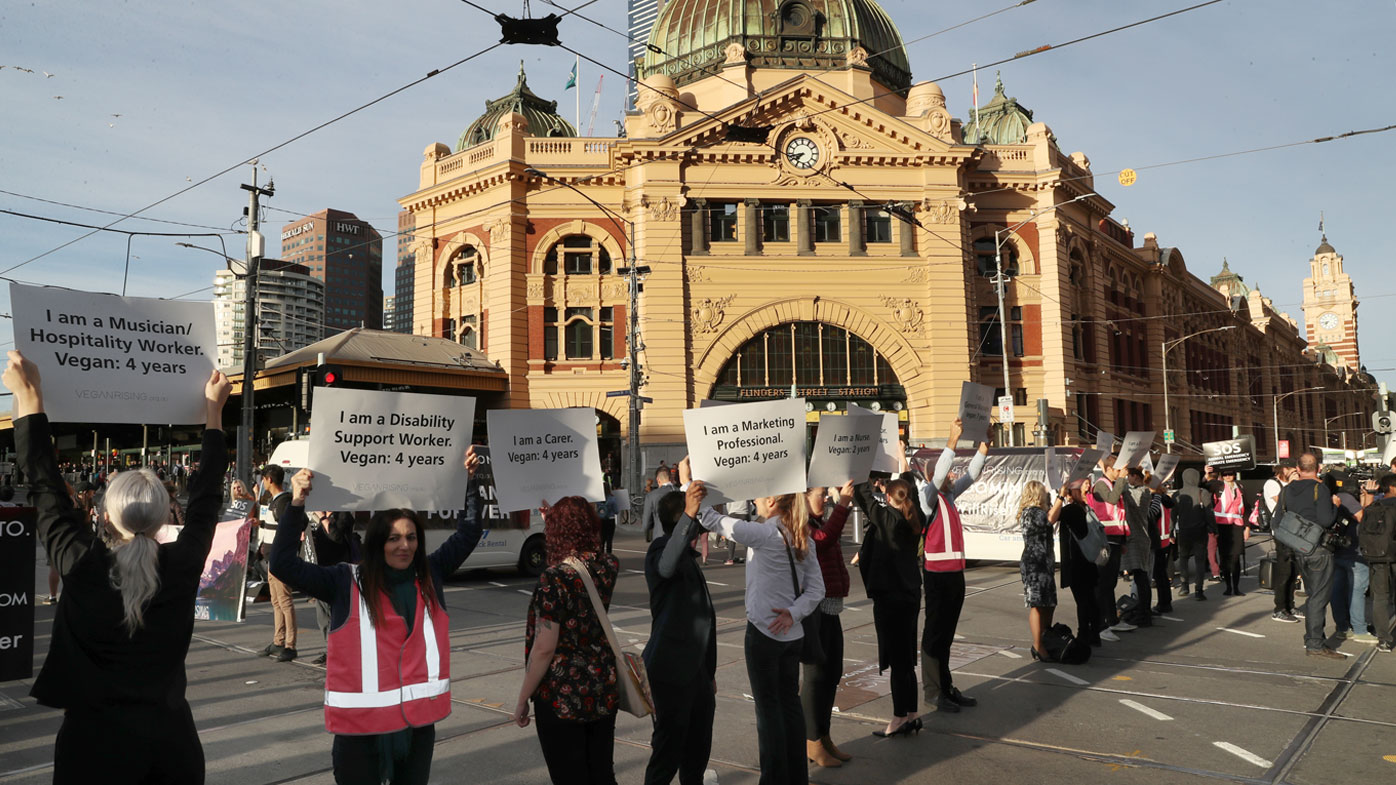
[564,61,577,90]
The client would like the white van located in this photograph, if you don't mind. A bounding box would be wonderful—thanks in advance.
[265,439,547,576]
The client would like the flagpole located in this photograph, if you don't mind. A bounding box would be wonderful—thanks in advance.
[575,55,581,135]
[972,62,980,141]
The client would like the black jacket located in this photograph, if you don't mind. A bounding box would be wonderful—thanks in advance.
[642,514,717,684]
[20,414,227,711]
[853,475,923,603]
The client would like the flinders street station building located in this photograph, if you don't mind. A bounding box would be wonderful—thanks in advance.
[398,0,1373,463]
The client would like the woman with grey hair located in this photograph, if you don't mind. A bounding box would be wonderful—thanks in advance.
[5,351,231,785]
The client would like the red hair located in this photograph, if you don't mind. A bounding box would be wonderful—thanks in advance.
[544,496,601,567]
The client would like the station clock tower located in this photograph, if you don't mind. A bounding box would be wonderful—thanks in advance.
[1301,232,1361,372]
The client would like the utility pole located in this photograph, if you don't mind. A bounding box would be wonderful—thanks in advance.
[237,164,274,484]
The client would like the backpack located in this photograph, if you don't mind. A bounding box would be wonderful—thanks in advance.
[1116,594,1149,627]
[1359,501,1396,562]
[1248,493,1272,532]
[1040,623,1091,664]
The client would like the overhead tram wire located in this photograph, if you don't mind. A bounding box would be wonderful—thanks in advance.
[0,189,246,234]
[2,41,506,278]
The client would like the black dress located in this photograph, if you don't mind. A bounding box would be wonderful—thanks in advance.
[1019,507,1057,609]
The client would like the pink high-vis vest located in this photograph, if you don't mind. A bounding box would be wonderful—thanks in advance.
[324,567,452,735]
[924,491,966,572]
[1214,485,1244,527]
[1087,486,1129,537]
[1158,507,1173,548]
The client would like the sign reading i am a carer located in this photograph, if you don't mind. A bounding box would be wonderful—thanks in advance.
[683,398,807,505]
[487,408,605,514]
[0,507,37,682]
[307,388,475,510]
[9,283,216,424]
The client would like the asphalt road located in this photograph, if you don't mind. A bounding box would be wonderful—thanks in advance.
[3,524,1393,785]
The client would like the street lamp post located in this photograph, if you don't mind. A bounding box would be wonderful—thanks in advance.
[524,168,649,525]
[1273,386,1324,460]
[1161,325,1237,453]
[993,192,1095,446]
[1322,411,1366,450]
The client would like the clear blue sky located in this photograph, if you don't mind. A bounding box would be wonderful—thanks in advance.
[2,0,1392,381]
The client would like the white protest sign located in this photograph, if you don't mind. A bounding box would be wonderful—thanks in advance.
[848,404,900,472]
[1095,431,1115,452]
[806,412,882,489]
[307,388,474,510]
[958,381,996,444]
[1065,448,1106,487]
[1139,453,1156,475]
[1148,453,1181,490]
[9,282,216,424]
[487,408,605,513]
[1045,447,1062,490]
[1116,431,1156,469]
[682,398,806,505]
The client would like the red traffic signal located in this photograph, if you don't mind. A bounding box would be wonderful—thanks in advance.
[314,364,345,388]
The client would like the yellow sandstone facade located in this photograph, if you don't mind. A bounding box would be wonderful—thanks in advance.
[399,0,1373,462]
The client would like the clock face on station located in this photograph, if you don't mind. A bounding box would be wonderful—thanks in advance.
[784,136,820,170]
[1319,312,1339,331]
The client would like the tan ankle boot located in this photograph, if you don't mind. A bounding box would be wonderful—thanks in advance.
[822,735,852,762]
[807,739,842,767]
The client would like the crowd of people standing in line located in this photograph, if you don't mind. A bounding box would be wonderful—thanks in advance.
[14,337,1396,785]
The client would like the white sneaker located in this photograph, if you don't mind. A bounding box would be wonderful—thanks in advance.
[1099,629,1121,642]
[1110,621,1138,632]
[703,769,719,785]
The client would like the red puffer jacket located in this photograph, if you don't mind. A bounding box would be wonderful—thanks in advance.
[811,503,851,600]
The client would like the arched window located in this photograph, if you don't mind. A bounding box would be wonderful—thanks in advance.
[974,237,1018,277]
[715,322,899,387]
[541,307,614,362]
[543,234,612,275]
[451,246,479,286]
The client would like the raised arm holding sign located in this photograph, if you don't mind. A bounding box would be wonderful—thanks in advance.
[957,381,996,444]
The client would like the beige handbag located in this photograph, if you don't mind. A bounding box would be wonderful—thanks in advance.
[563,557,655,718]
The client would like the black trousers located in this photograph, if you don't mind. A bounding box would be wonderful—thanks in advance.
[1067,566,1100,644]
[645,676,715,785]
[534,700,618,785]
[55,702,203,785]
[1175,529,1210,593]
[1094,541,1124,628]
[801,610,844,740]
[1152,545,1174,610]
[744,623,807,785]
[921,570,965,701]
[1127,568,1152,624]
[1272,541,1299,612]
[1370,561,1396,647]
[332,725,436,785]
[1217,525,1245,587]
[601,518,616,553]
[873,598,919,717]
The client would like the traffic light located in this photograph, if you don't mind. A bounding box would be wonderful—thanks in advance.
[297,363,345,414]
[1374,411,1393,435]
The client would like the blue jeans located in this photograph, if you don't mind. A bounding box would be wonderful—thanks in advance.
[1332,556,1370,634]
[1299,549,1335,651]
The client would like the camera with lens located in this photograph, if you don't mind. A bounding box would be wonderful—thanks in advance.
[1320,528,1351,551]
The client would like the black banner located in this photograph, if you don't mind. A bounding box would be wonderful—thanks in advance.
[1203,436,1257,471]
[0,506,37,682]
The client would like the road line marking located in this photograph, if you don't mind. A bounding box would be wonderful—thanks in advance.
[997,650,1023,659]
[1046,668,1089,685]
[516,590,532,595]
[954,634,966,640]
[1216,627,1265,638]
[1161,616,1184,622]
[1382,754,1396,763]
[488,581,505,587]
[845,606,863,611]
[1120,699,1173,721]
[706,581,728,586]
[626,569,645,574]
[1213,741,1272,768]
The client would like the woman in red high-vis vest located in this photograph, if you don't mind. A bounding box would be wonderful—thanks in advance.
[269,452,483,785]
[1213,467,1250,596]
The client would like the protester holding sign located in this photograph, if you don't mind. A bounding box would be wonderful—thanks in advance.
[915,418,987,715]
[852,455,925,737]
[1213,467,1251,597]
[684,459,824,785]
[268,452,483,785]
[5,350,231,785]
[803,481,856,767]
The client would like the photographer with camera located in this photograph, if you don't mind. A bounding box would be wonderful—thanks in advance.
[1361,473,1396,653]
[1279,452,1344,659]
[1327,471,1378,645]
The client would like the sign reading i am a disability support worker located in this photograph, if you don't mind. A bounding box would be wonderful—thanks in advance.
[9,283,216,424]
[487,408,605,514]
[308,388,475,510]
[683,398,807,505]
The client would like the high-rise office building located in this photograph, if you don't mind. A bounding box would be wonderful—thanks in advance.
[383,295,397,331]
[392,209,415,333]
[279,209,383,333]
[213,259,325,370]
[626,0,667,110]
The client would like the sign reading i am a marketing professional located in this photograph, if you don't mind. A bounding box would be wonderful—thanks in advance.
[9,283,216,424]
[308,388,475,510]
[683,398,807,505]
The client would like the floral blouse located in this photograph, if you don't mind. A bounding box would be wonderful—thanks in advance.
[525,553,621,721]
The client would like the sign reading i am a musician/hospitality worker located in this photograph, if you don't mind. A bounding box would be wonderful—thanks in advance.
[307,388,475,511]
[9,282,216,424]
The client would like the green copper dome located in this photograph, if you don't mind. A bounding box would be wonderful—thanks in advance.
[457,63,576,152]
[641,0,911,95]
[961,74,1034,145]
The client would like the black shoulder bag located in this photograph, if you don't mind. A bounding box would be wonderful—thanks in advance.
[783,533,824,665]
